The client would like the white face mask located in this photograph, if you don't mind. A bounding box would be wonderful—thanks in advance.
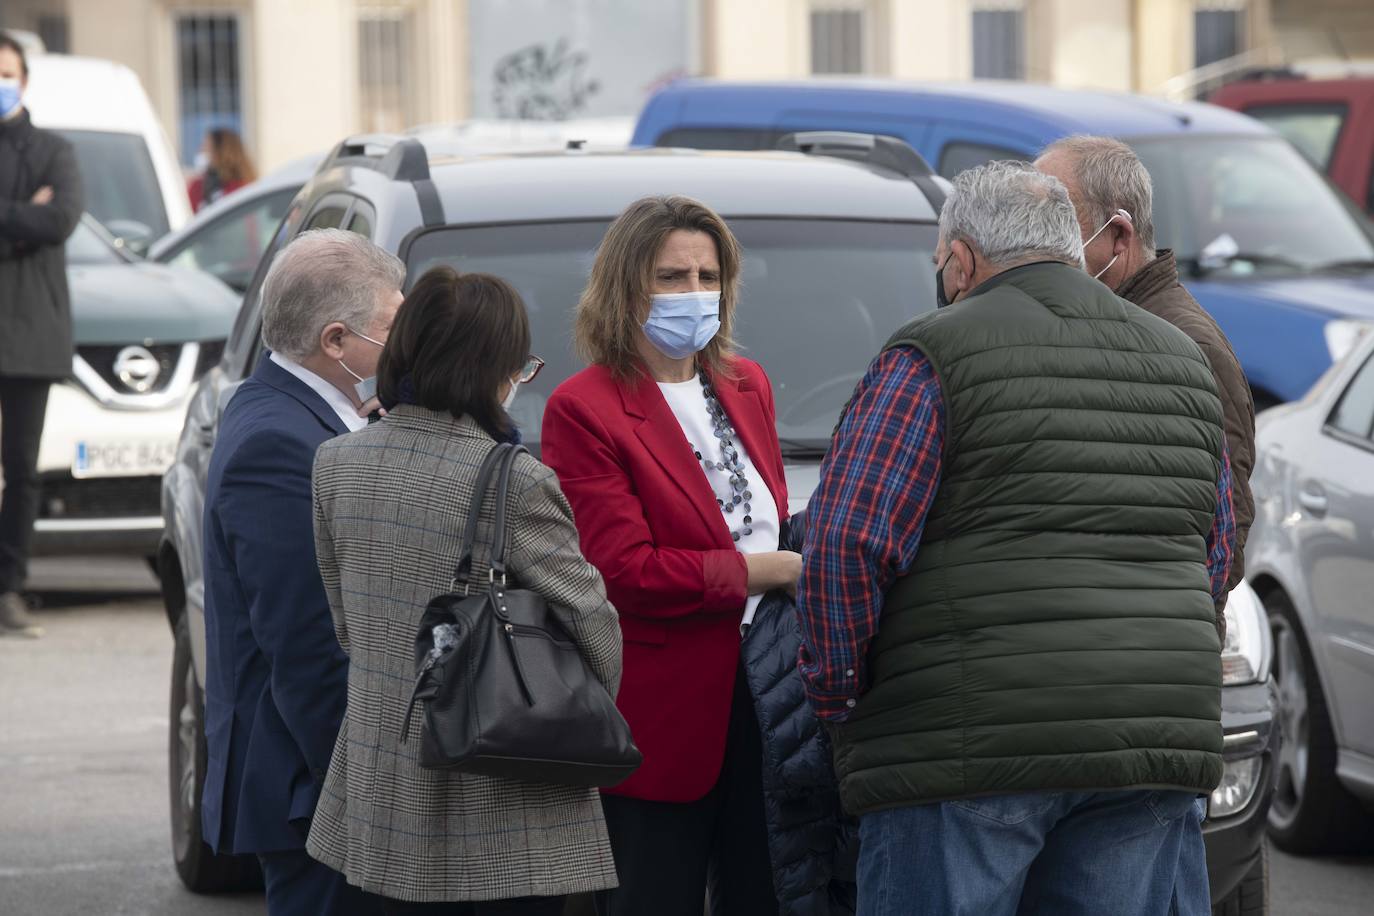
[502,381,520,411]
[337,326,385,403]
[1084,209,1134,281]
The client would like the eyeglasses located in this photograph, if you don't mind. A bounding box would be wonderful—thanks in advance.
[516,355,545,385]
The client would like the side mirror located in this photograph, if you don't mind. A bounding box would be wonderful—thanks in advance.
[104,219,155,258]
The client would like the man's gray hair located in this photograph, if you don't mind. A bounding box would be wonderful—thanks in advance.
[259,229,406,360]
[939,160,1085,268]
[1037,135,1157,252]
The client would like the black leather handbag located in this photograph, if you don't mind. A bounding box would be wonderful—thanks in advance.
[401,442,641,787]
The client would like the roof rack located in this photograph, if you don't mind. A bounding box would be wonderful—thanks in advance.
[778,131,945,210]
[777,131,935,181]
[324,135,431,182]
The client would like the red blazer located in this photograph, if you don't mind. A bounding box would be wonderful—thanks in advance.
[542,357,788,803]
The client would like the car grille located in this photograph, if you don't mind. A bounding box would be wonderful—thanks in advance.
[77,344,182,394]
[39,474,162,520]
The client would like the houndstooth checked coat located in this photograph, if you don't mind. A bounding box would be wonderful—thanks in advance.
[304,405,623,903]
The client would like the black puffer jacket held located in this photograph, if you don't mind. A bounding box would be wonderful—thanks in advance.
[742,513,858,916]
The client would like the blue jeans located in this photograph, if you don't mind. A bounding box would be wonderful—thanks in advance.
[1169,797,1211,916]
[857,789,1206,916]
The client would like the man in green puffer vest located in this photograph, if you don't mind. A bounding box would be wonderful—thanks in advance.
[796,160,1235,916]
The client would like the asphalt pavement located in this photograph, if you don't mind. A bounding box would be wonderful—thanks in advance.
[1,556,1372,915]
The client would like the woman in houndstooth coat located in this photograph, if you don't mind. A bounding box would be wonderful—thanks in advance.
[306,267,623,915]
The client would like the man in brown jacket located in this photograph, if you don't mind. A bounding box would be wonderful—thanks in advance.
[1037,135,1255,628]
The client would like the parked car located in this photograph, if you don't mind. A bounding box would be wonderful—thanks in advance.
[159,133,1277,913]
[29,216,238,560]
[146,121,637,296]
[1210,76,1374,217]
[631,78,1374,411]
[149,155,322,293]
[1247,324,1374,853]
[24,52,191,251]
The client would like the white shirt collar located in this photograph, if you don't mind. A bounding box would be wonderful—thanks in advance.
[269,351,367,432]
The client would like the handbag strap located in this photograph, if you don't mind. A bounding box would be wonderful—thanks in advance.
[488,444,530,582]
[451,441,515,588]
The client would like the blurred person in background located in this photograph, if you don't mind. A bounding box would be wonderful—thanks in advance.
[189,127,257,212]
[0,31,82,639]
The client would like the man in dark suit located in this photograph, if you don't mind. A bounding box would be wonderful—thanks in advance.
[202,228,403,914]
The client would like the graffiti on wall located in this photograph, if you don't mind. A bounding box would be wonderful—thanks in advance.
[492,39,602,120]
[469,0,696,120]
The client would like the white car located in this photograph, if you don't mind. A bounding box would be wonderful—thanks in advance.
[24,52,191,250]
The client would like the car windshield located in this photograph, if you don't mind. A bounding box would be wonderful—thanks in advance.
[406,218,937,453]
[65,218,125,266]
[1131,135,1374,276]
[163,188,298,292]
[56,129,170,240]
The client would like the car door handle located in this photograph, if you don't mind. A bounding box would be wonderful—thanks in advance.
[1298,485,1328,516]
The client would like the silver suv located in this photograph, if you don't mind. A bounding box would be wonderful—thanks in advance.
[157,133,1275,916]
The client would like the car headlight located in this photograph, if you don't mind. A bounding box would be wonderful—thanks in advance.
[1210,755,1263,819]
[1221,580,1271,687]
[1323,319,1372,363]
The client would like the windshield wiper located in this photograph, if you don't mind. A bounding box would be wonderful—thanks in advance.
[777,438,830,461]
[1181,251,1307,277]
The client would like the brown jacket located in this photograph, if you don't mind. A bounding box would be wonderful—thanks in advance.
[1119,251,1256,628]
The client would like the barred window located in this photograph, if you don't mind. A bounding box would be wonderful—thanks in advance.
[972,1,1025,80]
[811,6,865,75]
[38,15,68,54]
[1195,1,1247,68]
[175,15,244,167]
[358,5,416,133]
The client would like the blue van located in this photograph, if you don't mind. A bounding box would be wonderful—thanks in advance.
[633,79,1374,408]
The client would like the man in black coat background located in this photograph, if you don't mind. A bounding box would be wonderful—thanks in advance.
[0,33,82,638]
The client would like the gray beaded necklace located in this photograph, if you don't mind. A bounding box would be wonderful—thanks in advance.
[688,372,754,543]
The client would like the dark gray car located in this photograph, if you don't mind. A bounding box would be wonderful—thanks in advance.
[1248,327,1374,854]
[30,216,237,559]
[157,135,1279,914]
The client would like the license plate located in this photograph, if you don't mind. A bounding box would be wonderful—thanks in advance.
[73,439,176,479]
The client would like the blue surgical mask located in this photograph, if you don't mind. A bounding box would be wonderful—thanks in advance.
[0,79,22,119]
[643,291,721,360]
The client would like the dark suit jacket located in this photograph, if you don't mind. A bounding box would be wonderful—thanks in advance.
[541,357,787,803]
[200,355,350,854]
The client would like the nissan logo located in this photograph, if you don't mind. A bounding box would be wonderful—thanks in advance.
[114,346,162,394]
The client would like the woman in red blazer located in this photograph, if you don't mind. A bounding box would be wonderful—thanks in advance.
[542,196,800,916]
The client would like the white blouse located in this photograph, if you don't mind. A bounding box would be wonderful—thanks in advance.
[657,377,781,629]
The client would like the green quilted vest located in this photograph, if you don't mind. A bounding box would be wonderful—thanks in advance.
[832,261,1226,816]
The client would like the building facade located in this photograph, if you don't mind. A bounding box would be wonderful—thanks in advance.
[0,0,1366,172]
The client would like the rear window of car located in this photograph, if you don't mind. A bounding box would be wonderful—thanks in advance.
[405,218,937,454]
[938,141,1028,179]
[56,129,170,239]
[1241,103,1348,170]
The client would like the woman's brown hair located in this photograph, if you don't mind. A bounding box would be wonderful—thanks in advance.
[377,266,530,442]
[575,195,741,381]
[210,128,257,184]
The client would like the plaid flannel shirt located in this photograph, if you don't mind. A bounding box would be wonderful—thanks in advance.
[797,345,1236,722]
